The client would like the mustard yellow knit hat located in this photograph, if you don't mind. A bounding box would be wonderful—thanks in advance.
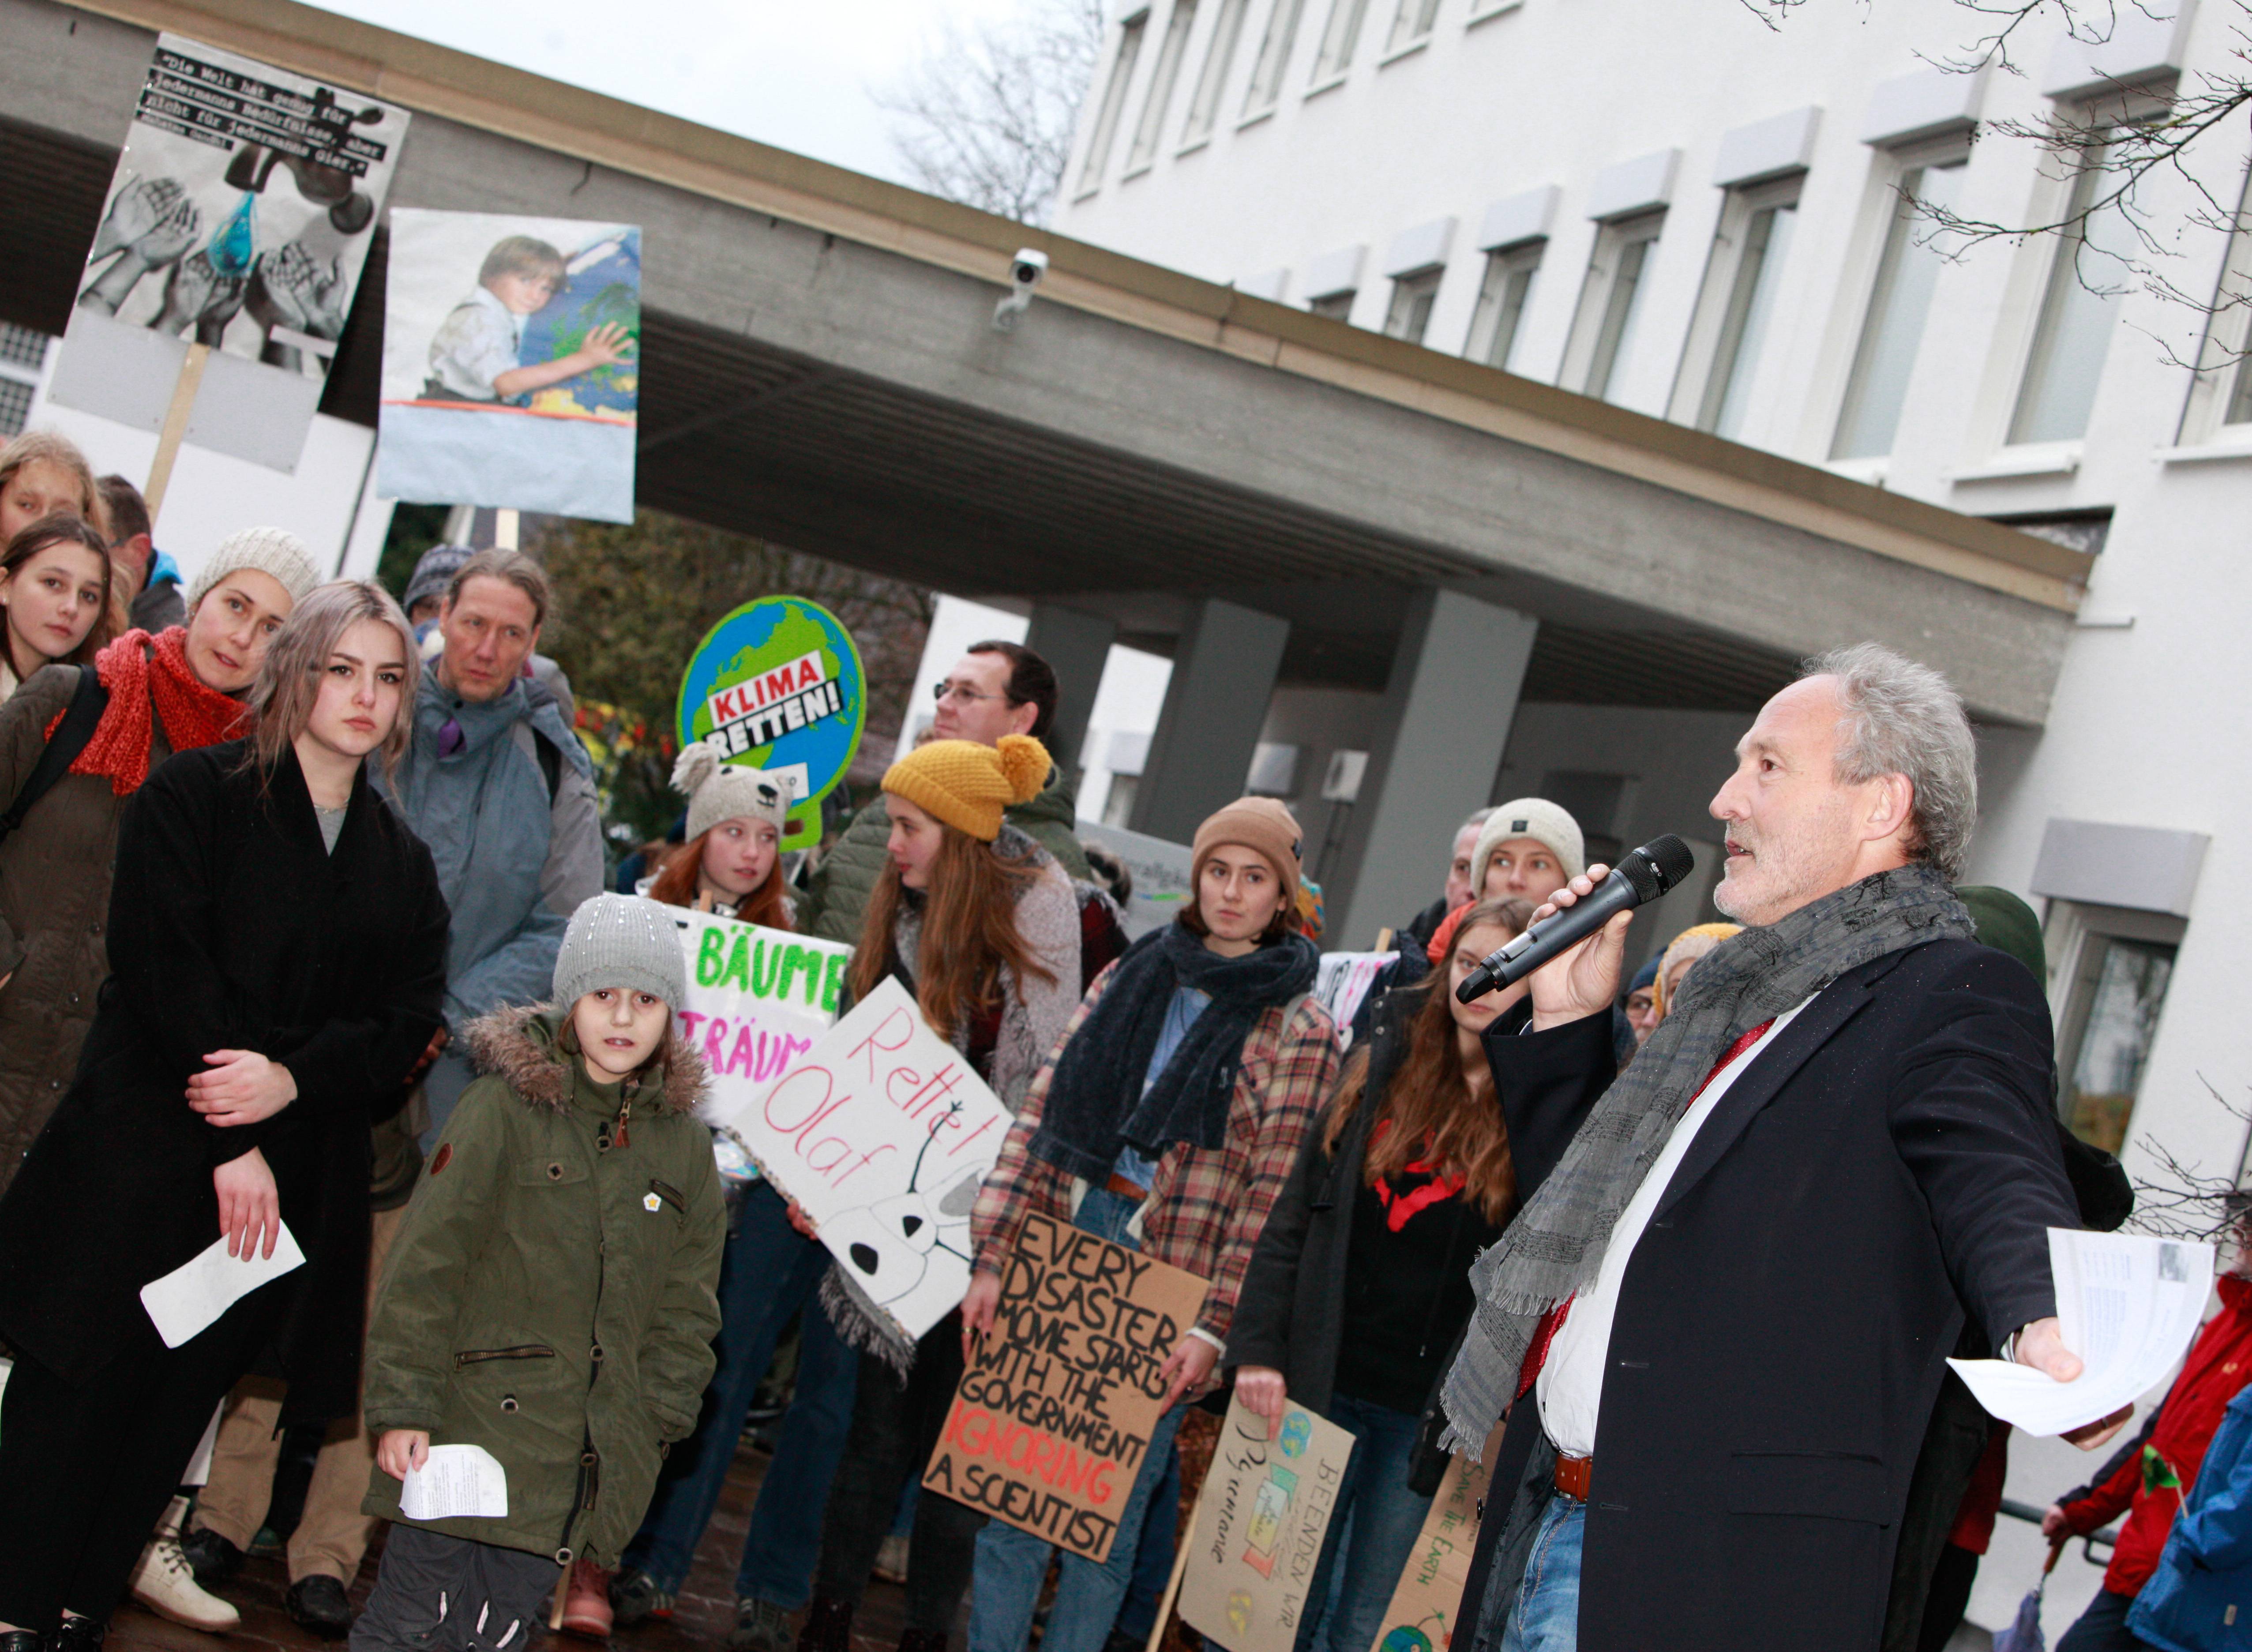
[882,734,1051,841]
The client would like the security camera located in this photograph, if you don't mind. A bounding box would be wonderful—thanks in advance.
[993,247,1049,332]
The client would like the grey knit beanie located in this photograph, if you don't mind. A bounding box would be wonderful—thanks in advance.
[187,526,323,612]
[672,740,797,841]
[553,894,688,1013]
[402,543,474,618]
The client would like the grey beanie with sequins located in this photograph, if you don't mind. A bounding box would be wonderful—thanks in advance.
[553,894,687,1013]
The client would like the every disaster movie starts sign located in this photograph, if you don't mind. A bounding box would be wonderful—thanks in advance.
[925,1212,1208,1564]
[675,598,866,850]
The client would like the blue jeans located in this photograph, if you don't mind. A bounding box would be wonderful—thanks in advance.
[969,1188,1187,1652]
[624,1180,860,1603]
[1498,1495,1583,1652]
[1295,1394,1434,1652]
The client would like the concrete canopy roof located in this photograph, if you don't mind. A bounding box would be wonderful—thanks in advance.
[1,0,2090,723]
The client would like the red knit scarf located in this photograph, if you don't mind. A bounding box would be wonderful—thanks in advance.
[55,628,246,796]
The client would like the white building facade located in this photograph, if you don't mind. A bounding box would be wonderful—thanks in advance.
[1054,0,2250,1375]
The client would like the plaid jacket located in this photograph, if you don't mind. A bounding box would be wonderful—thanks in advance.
[969,960,1341,1344]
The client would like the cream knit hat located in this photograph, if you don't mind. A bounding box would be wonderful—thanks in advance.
[672,740,796,842]
[553,893,687,1013]
[187,526,323,612]
[1472,797,1586,890]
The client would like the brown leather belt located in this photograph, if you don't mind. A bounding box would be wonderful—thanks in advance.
[1553,1453,1593,1502]
[1103,1171,1149,1202]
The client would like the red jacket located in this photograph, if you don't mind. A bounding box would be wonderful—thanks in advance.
[2062,1273,2252,1593]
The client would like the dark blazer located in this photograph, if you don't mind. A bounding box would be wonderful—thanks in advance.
[1459,937,2079,1652]
[0,741,449,1423]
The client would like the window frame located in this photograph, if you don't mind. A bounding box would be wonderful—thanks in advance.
[1307,289,1356,321]
[1560,211,1666,404]
[2005,124,2142,448]
[1308,0,1373,88]
[1668,174,1804,438]
[1180,0,1251,150]
[2045,899,2186,1154]
[1125,0,1201,175]
[1241,0,1308,121]
[1464,240,1544,370]
[1077,11,1152,195]
[1382,266,1445,343]
[1383,0,1443,55]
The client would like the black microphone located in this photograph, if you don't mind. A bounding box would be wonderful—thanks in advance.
[1455,835,1697,1003]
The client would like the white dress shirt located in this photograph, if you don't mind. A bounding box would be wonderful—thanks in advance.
[1537,994,1818,1459]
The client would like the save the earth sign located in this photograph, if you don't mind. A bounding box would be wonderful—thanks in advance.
[675,597,867,850]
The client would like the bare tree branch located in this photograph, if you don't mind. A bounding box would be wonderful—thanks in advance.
[2129,1077,2252,1241]
[875,0,1108,226]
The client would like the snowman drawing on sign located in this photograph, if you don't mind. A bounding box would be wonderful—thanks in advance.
[826,1100,984,1308]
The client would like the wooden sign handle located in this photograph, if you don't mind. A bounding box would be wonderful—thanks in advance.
[1145,1476,1204,1652]
[142,342,211,527]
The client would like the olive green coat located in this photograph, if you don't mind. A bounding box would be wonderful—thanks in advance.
[361,1005,725,1565]
[798,765,1090,944]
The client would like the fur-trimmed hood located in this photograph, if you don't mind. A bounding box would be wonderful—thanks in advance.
[462,1001,709,1116]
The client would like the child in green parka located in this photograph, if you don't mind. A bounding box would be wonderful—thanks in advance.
[354,893,726,1652]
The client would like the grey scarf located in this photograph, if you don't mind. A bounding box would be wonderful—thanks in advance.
[1438,864,1973,1456]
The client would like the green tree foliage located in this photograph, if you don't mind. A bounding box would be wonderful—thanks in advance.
[532,510,933,847]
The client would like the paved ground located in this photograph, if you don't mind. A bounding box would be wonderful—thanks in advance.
[106,1441,926,1652]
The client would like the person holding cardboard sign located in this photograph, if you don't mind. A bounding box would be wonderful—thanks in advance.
[792,733,1083,1652]
[1227,897,1539,1652]
[961,797,1341,1652]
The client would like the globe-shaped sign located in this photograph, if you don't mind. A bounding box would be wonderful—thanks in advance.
[675,597,867,848]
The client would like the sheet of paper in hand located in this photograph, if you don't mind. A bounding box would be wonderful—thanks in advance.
[671,908,851,1132]
[1179,1389,1358,1652]
[1367,1451,1490,1652]
[1949,1228,2217,1436]
[140,1222,308,1348]
[924,1211,1207,1562]
[752,976,1011,1341]
[401,1444,509,1519]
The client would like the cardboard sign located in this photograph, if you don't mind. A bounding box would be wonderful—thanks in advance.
[1073,820,1194,940]
[747,977,1012,1342]
[924,1212,1208,1564]
[49,33,409,469]
[675,598,867,851]
[378,208,641,521]
[670,909,852,1131]
[1179,1391,1358,1652]
[1367,1451,1490,1652]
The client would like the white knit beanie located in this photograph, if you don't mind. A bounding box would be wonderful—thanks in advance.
[1473,797,1586,888]
[187,526,323,612]
[553,894,688,1013]
[672,740,796,842]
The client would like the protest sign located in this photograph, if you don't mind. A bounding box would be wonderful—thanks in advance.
[49,34,408,474]
[1179,1391,1357,1652]
[924,1212,1207,1564]
[669,908,852,1131]
[1074,820,1194,940]
[676,599,867,851]
[1314,952,1391,1045]
[377,208,641,522]
[748,977,1010,1342]
[1367,1451,1490,1652]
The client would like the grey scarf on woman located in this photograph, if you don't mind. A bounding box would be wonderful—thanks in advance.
[1438,864,1973,1456]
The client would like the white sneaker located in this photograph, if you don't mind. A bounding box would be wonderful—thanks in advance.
[872,1532,910,1585]
[130,1497,241,1633]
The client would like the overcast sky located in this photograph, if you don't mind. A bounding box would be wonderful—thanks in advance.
[301,0,1028,185]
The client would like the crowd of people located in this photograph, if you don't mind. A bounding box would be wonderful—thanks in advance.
[0,422,2244,1652]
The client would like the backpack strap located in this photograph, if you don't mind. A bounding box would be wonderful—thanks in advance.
[532,725,562,805]
[0,666,110,845]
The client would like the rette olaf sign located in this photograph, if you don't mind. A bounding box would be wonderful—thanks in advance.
[676,599,866,851]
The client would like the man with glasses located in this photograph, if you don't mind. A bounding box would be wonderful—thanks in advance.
[799,641,1092,943]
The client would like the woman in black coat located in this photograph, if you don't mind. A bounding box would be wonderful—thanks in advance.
[0,581,447,1652]
[1229,897,1539,1652]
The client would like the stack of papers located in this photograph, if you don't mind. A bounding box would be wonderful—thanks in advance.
[401,1445,509,1519]
[1950,1228,2215,1437]
[140,1225,307,1349]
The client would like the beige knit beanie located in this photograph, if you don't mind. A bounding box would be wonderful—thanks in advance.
[187,526,323,612]
[1473,797,1585,889]
[1191,796,1304,910]
[672,740,796,841]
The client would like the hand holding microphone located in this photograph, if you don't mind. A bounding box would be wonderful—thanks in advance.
[1456,836,1695,1029]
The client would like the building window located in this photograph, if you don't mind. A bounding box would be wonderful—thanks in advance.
[2009,131,2138,446]
[1382,268,1443,343]
[1831,156,1967,461]
[1126,1,1199,172]
[1182,0,1250,145]
[1675,179,1801,439]
[1384,0,1441,53]
[1308,290,1355,320]
[1465,242,1542,368]
[1310,0,1371,83]
[1568,212,1665,402]
[1079,13,1150,191]
[0,324,47,440]
[2052,904,2183,1154]
[1243,0,1307,116]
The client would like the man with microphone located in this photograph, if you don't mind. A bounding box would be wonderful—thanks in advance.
[1441,642,2127,1652]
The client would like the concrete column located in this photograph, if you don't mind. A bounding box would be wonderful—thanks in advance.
[1330,589,1540,949]
[1024,601,1118,773]
[1130,598,1291,845]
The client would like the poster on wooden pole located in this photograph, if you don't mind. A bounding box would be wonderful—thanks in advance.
[1366,1451,1490,1652]
[924,1213,1207,1563]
